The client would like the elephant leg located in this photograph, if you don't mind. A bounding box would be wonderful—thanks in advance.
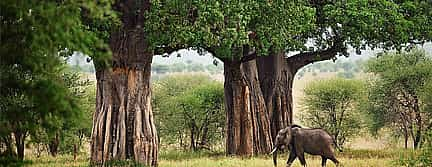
[321,156,327,167]
[328,156,339,166]
[297,152,306,167]
[286,151,297,167]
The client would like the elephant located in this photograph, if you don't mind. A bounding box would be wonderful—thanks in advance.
[270,125,340,167]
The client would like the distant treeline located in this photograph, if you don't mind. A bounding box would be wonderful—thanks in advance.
[297,59,366,79]
[69,61,224,75]
[152,62,223,75]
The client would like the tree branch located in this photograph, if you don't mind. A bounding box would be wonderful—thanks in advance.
[240,46,257,63]
[286,38,344,72]
[154,45,184,56]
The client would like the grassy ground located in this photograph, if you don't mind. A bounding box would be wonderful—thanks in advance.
[5,149,412,167]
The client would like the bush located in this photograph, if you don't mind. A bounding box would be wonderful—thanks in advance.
[301,78,365,148]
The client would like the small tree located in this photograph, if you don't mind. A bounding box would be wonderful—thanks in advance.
[27,68,94,157]
[366,50,432,149]
[152,74,225,151]
[301,78,364,148]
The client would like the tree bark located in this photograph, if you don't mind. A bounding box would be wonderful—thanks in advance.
[1,135,15,157]
[90,1,158,165]
[74,144,77,161]
[224,59,272,156]
[404,128,408,149]
[199,112,211,148]
[190,121,196,151]
[413,95,421,149]
[48,132,59,157]
[257,52,294,140]
[13,131,26,161]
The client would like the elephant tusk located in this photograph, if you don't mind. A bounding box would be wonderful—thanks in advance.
[269,148,277,155]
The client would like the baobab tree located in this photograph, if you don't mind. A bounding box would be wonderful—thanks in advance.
[90,1,432,165]
[258,0,432,140]
[148,0,432,156]
[146,1,315,155]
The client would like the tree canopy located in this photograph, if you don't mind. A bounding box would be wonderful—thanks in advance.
[145,0,431,61]
[366,50,432,148]
[152,75,225,150]
[0,0,115,160]
[301,78,365,148]
[146,1,314,58]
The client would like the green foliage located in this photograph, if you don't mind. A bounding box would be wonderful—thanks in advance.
[152,62,224,75]
[146,0,315,58]
[365,50,432,140]
[395,131,432,167]
[337,71,355,79]
[325,0,432,51]
[296,59,366,79]
[301,78,365,147]
[0,0,114,159]
[152,74,224,150]
[146,1,431,60]
[160,149,223,161]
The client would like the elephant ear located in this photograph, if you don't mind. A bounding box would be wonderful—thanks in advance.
[283,127,292,144]
[279,128,288,135]
[291,127,300,137]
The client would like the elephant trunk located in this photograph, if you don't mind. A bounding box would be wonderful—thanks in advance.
[271,147,278,167]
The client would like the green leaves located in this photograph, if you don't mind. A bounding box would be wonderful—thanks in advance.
[146,0,431,60]
[365,50,432,134]
[145,0,315,58]
[0,0,115,158]
[152,74,224,148]
[301,78,365,147]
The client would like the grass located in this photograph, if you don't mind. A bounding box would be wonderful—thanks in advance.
[160,157,393,167]
[6,149,416,167]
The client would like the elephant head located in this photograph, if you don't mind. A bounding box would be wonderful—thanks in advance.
[270,125,302,167]
[270,127,293,167]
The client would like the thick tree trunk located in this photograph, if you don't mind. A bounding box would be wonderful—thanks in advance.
[90,1,158,164]
[257,52,295,140]
[224,59,272,156]
[13,131,26,161]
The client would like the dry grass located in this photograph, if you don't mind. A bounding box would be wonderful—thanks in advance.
[160,157,392,167]
[15,149,410,167]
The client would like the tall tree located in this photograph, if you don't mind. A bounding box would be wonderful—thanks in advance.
[147,0,432,155]
[0,0,113,160]
[89,0,159,166]
[147,0,315,155]
[258,0,432,140]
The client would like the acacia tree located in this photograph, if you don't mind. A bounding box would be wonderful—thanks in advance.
[366,50,432,149]
[301,78,365,148]
[152,75,224,151]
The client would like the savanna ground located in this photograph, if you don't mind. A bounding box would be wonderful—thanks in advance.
[4,68,419,167]
[6,148,415,167]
